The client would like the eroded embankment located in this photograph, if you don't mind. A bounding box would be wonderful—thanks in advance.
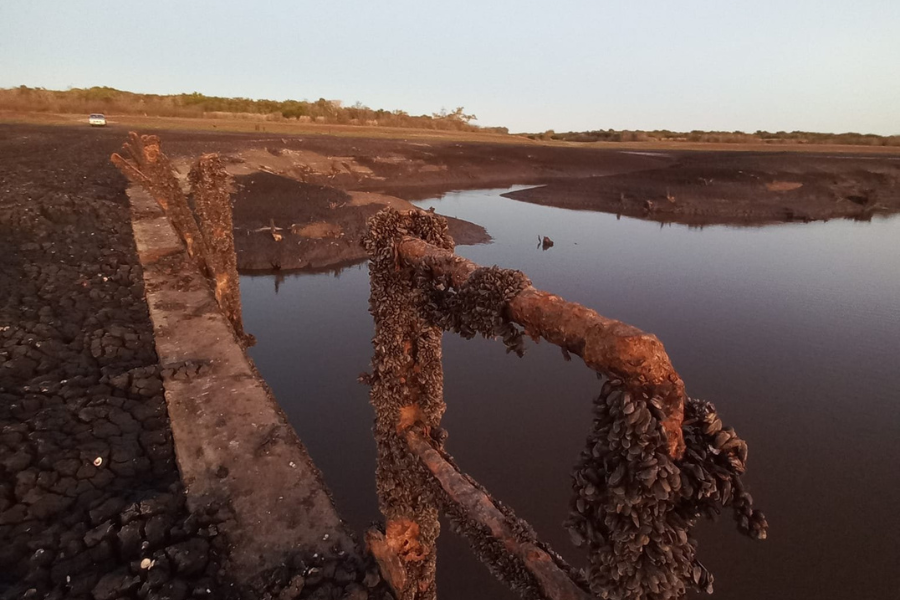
[163,137,666,272]
[1,124,675,274]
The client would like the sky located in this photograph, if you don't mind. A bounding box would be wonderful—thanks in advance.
[1,0,898,135]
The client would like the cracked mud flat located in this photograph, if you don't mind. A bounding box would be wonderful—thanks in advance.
[0,126,390,599]
[0,125,227,599]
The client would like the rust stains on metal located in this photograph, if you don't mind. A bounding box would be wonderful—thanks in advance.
[366,528,409,597]
[112,132,208,266]
[406,429,593,600]
[112,134,251,346]
[188,153,251,345]
[385,519,428,562]
[397,235,686,458]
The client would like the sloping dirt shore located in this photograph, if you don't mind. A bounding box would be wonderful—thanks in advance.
[146,127,667,272]
[228,172,491,272]
[158,130,667,271]
[504,151,900,225]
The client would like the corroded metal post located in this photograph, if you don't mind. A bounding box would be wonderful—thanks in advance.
[112,132,209,265]
[112,135,250,345]
[362,210,455,600]
[405,430,593,600]
[189,154,251,345]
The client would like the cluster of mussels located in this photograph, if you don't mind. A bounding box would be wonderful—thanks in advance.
[361,208,456,600]
[566,379,767,600]
[416,264,531,356]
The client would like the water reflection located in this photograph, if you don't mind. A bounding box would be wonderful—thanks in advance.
[242,189,900,600]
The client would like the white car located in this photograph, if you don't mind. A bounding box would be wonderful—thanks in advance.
[88,114,107,127]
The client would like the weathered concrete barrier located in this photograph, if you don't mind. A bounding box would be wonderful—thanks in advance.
[128,185,356,580]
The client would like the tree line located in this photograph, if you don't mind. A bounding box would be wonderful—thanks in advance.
[525,128,900,147]
[3,86,893,146]
[0,86,510,133]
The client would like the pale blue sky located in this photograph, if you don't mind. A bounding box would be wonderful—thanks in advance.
[1,0,898,134]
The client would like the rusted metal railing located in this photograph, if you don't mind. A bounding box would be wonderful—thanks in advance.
[397,236,687,458]
[363,209,682,600]
[363,208,766,600]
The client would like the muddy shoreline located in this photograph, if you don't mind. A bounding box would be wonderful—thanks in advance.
[8,124,893,277]
[228,172,491,272]
[504,151,900,226]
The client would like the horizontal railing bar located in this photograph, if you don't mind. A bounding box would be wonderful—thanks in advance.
[405,429,593,600]
[397,236,686,457]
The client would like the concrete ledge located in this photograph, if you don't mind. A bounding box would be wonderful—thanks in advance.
[128,186,356,579]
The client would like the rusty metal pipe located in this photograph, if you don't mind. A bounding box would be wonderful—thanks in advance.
[397,236,686,457]
[405,430,593,600]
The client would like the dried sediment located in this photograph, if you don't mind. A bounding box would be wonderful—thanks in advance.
[504,151,900,225]
[0,125,389,600]
[230,171,489,273]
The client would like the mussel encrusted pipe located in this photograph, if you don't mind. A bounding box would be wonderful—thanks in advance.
[396,234,686,458]
[566,380,767,600]
[364,208,767,600]
[362,209,456,600]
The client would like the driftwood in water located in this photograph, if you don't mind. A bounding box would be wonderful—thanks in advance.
[396,235,686,458]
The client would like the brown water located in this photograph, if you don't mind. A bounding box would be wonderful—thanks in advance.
[241,187,900,600]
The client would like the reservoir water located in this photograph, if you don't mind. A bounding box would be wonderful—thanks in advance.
[241,187,900,600]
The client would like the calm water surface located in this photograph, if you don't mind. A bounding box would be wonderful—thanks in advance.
[241,188,900,600]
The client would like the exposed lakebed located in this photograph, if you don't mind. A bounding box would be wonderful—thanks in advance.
[242,188,900,600]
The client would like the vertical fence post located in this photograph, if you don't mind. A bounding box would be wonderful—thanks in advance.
[363,210,456,600]
[111,132,209,265]
[113,135,251,346]
[189,154,251,345]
